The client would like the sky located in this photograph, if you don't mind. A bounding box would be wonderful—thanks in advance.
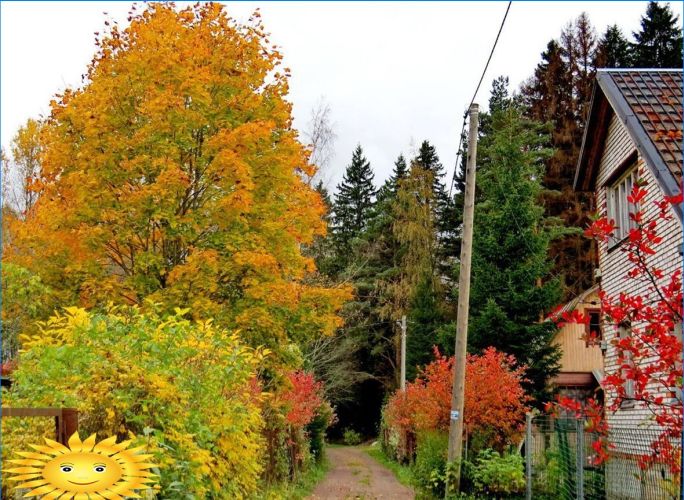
[2,1,682,191]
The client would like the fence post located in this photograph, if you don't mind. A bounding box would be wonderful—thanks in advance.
[525,412,532,500]
[576,417,584,500]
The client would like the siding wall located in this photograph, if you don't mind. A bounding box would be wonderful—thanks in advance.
[595,114,683,429]
[552,290,603,373]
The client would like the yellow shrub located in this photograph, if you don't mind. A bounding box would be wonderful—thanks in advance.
[2,307,264,498]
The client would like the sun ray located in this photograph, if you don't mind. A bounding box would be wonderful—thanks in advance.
[25,484,59,497]
[92,436,118,455]
[3,466,44,474]
[16,478,50,489]
[4,473,42,481]
[99,490,125,500]
[42,489,66,500]
[29,443,67,456]
[7,458,50,467]
[43,438,71,455]
[17,451,54,461]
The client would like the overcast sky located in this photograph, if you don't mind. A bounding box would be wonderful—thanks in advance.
[2,1,682,190]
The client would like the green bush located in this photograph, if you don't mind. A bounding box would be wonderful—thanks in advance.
[413,431,449,497]
[471,449,525,496]
[343,428,362,445]
[307,403,333,462]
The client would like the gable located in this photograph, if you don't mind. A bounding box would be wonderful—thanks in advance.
[575,69,683,221]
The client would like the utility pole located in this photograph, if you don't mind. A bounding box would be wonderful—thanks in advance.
[400,315,407,391]
[446,103,479,494]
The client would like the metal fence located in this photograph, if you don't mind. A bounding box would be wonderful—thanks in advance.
[525,414,680,500]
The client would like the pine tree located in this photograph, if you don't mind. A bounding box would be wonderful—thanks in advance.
[467,104,563,404]
[332,145,376,268]
[632,1,683,68]
[594,25,631,68]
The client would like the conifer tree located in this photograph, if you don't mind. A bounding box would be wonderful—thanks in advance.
[331,145,376,269]
[412,141,458,282]
[468,104,563,404]
[522,18,596,299]
[391,161,449,380]
[631,1,683,68]
[594,25,631,68]
[377,155,408,203]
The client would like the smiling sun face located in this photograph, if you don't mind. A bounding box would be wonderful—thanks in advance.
[3,432,158,499]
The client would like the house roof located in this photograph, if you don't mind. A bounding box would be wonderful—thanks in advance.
[575,69,682,219]
[549,284,600,322]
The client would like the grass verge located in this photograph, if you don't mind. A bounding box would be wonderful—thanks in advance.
[256,455,329,499]
[362,443,416,490]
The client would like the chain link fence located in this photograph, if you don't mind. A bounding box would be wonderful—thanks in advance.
[525,414,680,500]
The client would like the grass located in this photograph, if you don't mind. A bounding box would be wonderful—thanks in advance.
[256,455,329,500]
[362,443,487,500]
[363,443,416,491]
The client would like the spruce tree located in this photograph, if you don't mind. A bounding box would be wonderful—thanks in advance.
[632,1,683,68]
[594,25,631,68]
[332,145,376,269]
[467,104,563,405]
[376,155,408,203]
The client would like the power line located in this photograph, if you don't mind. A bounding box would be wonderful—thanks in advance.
[466,1,512,115]
[448,1,513,199]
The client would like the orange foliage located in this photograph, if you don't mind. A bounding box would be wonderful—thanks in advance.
[5,3,351,358]
[385,347,530,450]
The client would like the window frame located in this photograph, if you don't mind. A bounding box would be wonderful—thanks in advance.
[606,165,639,249]
[584,308,602,346]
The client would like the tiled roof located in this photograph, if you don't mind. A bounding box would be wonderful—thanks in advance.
[575,69,683,221]
[609,70,682,184]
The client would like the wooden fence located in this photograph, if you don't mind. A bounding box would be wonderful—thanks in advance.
[1,407,78,445]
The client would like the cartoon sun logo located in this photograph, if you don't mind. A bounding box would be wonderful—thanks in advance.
[3,432,159,499]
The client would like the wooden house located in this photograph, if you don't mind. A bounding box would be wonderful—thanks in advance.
[550,285,603,402]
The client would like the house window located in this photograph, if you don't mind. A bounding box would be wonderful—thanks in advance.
[585,308,601,344]
[607,167,639,244]
[618,323,635,407]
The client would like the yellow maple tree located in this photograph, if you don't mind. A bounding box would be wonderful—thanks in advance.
[6,3,350,358]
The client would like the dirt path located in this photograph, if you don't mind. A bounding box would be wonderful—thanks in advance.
[308,446,414,500]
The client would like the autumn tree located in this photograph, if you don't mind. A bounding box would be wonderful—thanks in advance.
[5,3,349,362]
[390,159,450,379]
[631,1,683,68]
[2,119,43,217]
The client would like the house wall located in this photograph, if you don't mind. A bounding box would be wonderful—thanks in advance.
[595,114,683,430]
[552,290,603,373]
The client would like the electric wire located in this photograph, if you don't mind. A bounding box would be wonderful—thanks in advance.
[448,1,513,198]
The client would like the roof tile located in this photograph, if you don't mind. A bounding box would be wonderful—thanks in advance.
[607,71,682,184]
